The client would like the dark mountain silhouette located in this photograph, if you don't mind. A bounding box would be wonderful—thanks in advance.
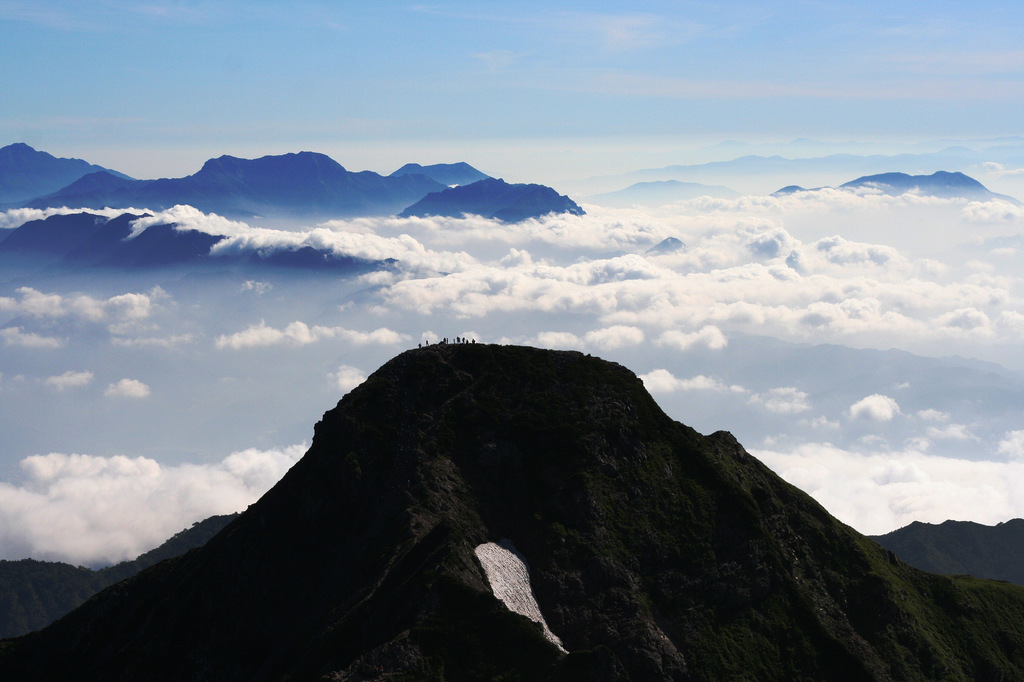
[22,151,449,219]
[872,518,1024,587]
[400,177,586,222]
[0,211,387,274]
[0,514,236,639]
[4,345,1024,680]
[390,162,490,186]
[0,211,122,257]
[0,211,221,268]
[0,143,132,204]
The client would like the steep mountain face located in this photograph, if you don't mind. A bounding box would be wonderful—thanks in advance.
[3,345,1024,681]
[0,514,236,639]
[22,151,448,218]
[0,143,131,204]
[400,177,586,222]
[390,162,490,186]
[873,518,1024,586]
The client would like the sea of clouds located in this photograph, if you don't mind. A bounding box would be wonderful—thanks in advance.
[4,186,1024,563]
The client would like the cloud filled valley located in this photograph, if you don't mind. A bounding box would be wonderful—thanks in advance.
[4,187,1024,564]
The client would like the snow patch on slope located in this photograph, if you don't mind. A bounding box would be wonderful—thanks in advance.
[474,539,566,652]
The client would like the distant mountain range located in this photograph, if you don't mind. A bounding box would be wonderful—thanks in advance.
[775,171,1020,203]
[591,170,1015,206]
[873,519,1024,586]
[0,514,236,639]
[575,143,1024,196]
[21,151,451,218]
[0,144,585,221]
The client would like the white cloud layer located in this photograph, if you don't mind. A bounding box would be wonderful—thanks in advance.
[755,444,1024,536]
[0,445,306,565]
[0,287,157,322]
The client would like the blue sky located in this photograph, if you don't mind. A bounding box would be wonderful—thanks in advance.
[3,1,1024,182]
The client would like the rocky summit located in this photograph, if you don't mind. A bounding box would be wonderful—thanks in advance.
[3,345,1024,681]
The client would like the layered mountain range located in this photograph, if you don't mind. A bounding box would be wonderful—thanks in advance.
[0,144,584,221]
[4,345,1024,680]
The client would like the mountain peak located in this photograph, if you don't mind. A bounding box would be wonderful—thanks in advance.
[840,170,996,198]
[390,161,490,186]
[0,143,131,203]
[195,150,349,178]
[7,344,1024,680]
[400,177,585,221]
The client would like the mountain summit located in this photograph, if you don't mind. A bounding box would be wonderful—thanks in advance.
[400,177,586,221]
[3,345,1024,680]
[0,143,131,204]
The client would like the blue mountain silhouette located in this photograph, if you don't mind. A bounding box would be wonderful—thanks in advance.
[400,177,585,222]
[0,143,132,204]
[390,162,490,186]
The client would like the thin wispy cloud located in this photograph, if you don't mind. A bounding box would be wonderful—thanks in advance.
[44,370,94,391]
[215,321,408,350]
[1,327,65,348]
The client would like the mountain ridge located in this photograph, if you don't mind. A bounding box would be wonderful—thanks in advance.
[872,518,1024,586]
[6,146,582,222]
[21,150,449,219]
